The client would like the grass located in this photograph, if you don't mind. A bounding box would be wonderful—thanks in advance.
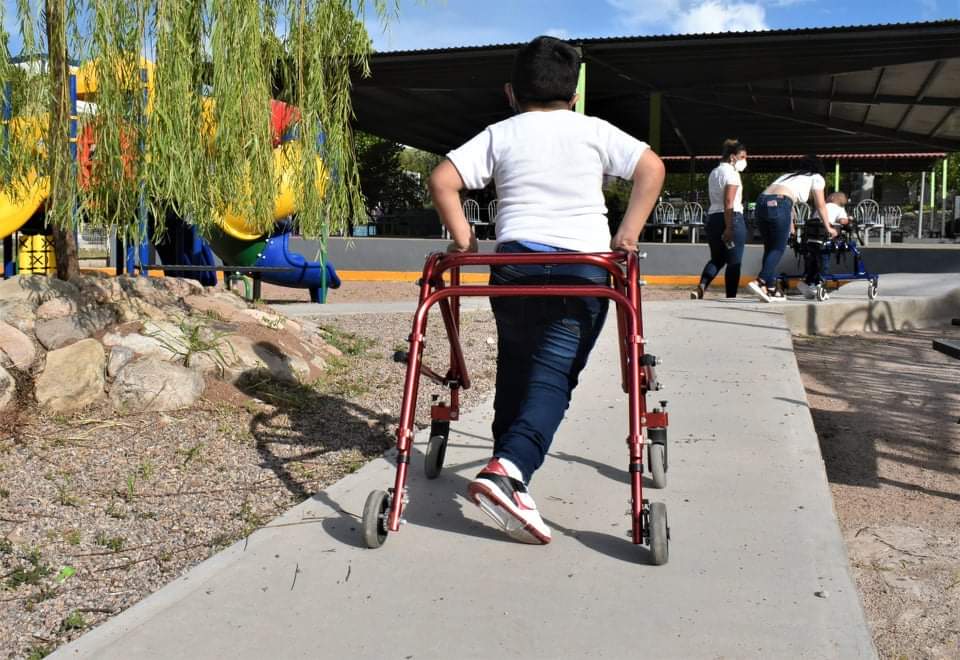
[94,532,125,553]
[6,548,51,590]
[55,476,80,508]
[138,460,155,481]
[316,325,373,356]
[179,442,205,466]
[25,645,51,659]
[60,610,87,632]
[63,529,81,546]
[146,316,236,373]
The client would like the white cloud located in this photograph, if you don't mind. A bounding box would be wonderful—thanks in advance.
[607,0,769,35]
[545,27,570,39]
[675,1,768,33]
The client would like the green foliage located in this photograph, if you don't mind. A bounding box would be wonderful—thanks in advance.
[60,610,86,631]
[5,547,51,589]
[356,131,423,213]
[0,1,397,242]
[398,146,443,206]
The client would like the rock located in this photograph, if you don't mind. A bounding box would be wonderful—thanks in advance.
[35,339,106,412]
[107,345,135,379]
[34,306,116,350]
[0,300,36,334]
[182,295,244,323]
[101,331,178,361]
[113,298,171,323]
[35,297,79,320]
[0,363,14,411]
[0,320,37,370]
[110,357,205,412]
[239,308,289,330]
[222,334,310,384]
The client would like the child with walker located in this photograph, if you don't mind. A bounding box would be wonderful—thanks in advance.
[427,36,665,544]
[798,191,853,300]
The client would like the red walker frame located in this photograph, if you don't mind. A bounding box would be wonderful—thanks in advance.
[362,250,670,562]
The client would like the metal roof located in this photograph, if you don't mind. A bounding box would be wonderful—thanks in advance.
[351,20,960,169]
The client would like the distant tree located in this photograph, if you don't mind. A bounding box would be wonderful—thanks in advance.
[355,132,422,215]
[399,147,443,205]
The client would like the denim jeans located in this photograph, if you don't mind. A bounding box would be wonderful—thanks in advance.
[755,194,794,288]
[699,212,746,298]
[489,241,609,483]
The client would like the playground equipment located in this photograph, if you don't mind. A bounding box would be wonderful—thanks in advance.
[0,59,338,301]
[362,250,672,565]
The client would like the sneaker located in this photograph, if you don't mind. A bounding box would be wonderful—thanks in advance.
[797,281,816,299]
[468,458,551,544]
[689,285,704,300]
[747,281,772,303]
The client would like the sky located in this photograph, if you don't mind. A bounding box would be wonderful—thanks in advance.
[1,0,957,55]
[363,0,960,51]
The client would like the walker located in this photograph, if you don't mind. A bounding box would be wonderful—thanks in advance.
[361,250,671,565]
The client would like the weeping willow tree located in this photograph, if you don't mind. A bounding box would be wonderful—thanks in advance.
[0,0,393,281]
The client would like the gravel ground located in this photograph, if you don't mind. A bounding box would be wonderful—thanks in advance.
[0,309,498,659]
[235,279,696,304]
[794,326,960,660]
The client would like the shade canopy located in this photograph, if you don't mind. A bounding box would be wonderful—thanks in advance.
[351,20,960,172]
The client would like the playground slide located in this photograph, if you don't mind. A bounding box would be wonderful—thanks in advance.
[0,174,47,240]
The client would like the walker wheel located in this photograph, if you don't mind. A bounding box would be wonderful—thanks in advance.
[362,489,390,548]
[648,443,667,489]
[647,502,670,566]
[868,279,879,300]
[424,434,448,479]
[815,285,828,302]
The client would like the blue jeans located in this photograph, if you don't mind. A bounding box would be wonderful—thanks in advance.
[755,194,794,289]
[699,212,746,298]
[489,241,609,483]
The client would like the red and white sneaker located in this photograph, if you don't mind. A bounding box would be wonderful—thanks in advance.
[468,458,551,544]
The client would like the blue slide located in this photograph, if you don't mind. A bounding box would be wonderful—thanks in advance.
[255,229,341,303]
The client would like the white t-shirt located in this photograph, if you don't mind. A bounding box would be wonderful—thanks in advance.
[446,110,649,252]
[813,202,848,225]
[707,162,743,214]
[772,172,826,203]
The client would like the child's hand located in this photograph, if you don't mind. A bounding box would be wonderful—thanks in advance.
[610,234,638,252]
[446,236,479,253]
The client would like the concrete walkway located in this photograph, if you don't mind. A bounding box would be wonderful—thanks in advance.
[54,299,874,659]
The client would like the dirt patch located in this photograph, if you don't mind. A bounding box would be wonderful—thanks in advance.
[0,309,498,658]
[794,326,960,659]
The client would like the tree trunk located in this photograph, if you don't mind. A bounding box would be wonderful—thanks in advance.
[45,0,80,281]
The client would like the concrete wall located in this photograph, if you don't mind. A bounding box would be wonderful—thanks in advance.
[295,237,960,277]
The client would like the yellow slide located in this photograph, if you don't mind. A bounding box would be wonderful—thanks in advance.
[0,172,47,240]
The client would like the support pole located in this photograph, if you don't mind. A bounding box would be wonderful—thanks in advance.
[834,160,840,192]
[69,74,78,255]
[575,61,586,115]
[648,92,662,154]
[137,67,149,276]
[941,158,948,238]
[918,171,925,238]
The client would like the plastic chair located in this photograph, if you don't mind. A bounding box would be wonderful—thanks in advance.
[854,199,883,245]
[882,206,902,243]
[682,202,704,243]
[793,201,810,230]
[654,202,676,243]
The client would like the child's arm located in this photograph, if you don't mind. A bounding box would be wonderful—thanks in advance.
[428,160,478,253]
[811,189,838,238]
[611,150,665,252]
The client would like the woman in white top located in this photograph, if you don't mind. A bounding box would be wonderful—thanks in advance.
[747,155,837,302]
[692,139,747,299]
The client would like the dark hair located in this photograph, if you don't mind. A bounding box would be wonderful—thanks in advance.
[511,36,580,104]
[721,138,746,160]
[790,154,825,177]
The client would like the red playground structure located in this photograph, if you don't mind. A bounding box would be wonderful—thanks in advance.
[361,250,671,565]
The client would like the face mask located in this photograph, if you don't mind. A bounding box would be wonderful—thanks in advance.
[734,158,747,173]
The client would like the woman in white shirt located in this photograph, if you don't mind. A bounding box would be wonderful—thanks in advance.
[692,139,747,299]
[747,155,837,302]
